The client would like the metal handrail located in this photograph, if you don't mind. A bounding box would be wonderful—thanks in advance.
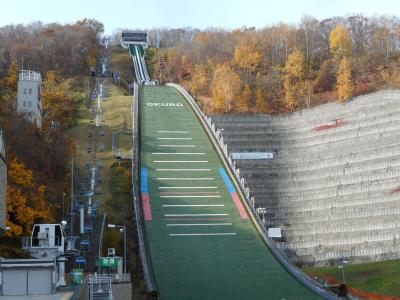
[88,275,112,300]
[96,273,131,283]
[19,70,41,82]
[0,127,5,158]
[131,82,159,296]
[70,275,90,300]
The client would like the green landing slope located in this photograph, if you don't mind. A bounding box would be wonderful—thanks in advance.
[139,85,321,300]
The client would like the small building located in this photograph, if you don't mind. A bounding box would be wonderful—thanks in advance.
[23,224,68,287]
[0,127,6,234]
[121,31,148,48]
[17,70,42,128]
[0,258,56,296]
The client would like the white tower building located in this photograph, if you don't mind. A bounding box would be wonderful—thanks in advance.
[17,70,42,128]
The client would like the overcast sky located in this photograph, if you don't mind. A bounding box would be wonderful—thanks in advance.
[2,0,400,34]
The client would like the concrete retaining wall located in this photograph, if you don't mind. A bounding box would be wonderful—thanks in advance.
[212,90,400,266]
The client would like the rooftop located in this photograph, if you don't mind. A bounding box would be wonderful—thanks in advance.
[19,70,42,82]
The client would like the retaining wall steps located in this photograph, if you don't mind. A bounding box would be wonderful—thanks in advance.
[212,90,400,265]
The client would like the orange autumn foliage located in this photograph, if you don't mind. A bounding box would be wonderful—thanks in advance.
[6,158,54,236]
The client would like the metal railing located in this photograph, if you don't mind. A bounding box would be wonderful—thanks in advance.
[22,236,63,248]
[98,212,107,257]
[70,275,90,300]
[167,83,341,300]
[88,275,112,300]
[131,82,159,297]
[0,127,5,158]
[19,70,41,82]
[98,273,131,284]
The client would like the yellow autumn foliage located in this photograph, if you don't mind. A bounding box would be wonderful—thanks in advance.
[255,88,269,113]
[6,158,53,237]
[337,57,353,103]
[283,75,296,110]
[284,49,306,80]
[211,64,242,113]
[329,25,352,60]
[191,64,209,95]
[233,42,262,72]
[237,84,251,112]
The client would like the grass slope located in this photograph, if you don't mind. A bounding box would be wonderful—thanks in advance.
[304,259,400,296]
[67,81,132,203]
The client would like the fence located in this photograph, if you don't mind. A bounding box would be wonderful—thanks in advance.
[131,82,159,298]
[88,275,112,300]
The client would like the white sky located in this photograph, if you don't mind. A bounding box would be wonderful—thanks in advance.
[1,0,400,34]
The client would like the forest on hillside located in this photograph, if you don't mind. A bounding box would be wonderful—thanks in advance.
[1,13,400,236]
[0,19,103,237]
[136,15,400,114]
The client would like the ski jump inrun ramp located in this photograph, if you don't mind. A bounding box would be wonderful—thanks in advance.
[129,43,334,300]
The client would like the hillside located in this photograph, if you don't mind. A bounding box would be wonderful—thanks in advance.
[0,19,103,239]
[142,15,400,115]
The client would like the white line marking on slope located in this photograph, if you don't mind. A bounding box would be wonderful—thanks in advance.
[162,204,224,207]
[157,138,192,140]
[159,186,218,189]
[154,161,208,163]
[169,233,237,236]
[157,178,214,180]
[152,153,205,155]
[158,131,189,133]
[161,195,221,198]
[156,169,211,172]
[165,214,228,217]
[159,145,195,148]
[167,223,232,226]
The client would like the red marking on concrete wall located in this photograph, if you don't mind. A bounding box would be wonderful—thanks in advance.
[390,187,400,194]
[231,192,249,219]
[313,119,347,131]
[142,193,152,221]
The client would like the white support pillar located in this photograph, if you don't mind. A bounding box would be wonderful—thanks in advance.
[80,206,84,234]
[57,258,66,286]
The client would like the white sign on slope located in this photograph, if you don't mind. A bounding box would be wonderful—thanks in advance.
[231,152,273,160]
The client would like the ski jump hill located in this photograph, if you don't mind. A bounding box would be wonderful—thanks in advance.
[124,32,340,300]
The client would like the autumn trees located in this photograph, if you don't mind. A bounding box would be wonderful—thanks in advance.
[283,50,306,110]
[0,20,102,78]
[330,25,353,102]
[149,14,400,114]
[6,158,53,236]
[337,57,353,102]
[0,20,101,237]
[211,64,242,113]
[41,71,82,131]
[329,25,353,60]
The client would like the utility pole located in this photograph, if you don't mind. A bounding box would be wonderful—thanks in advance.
[159,55,164,84]
[62,192,66,221]
[108,224,127,274]
[123,226,126,274]
[70,155,74,236]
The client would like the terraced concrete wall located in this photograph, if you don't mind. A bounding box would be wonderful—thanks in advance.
[211,90,400,266]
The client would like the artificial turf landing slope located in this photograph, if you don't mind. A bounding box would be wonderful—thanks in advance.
[140,85,321,300]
